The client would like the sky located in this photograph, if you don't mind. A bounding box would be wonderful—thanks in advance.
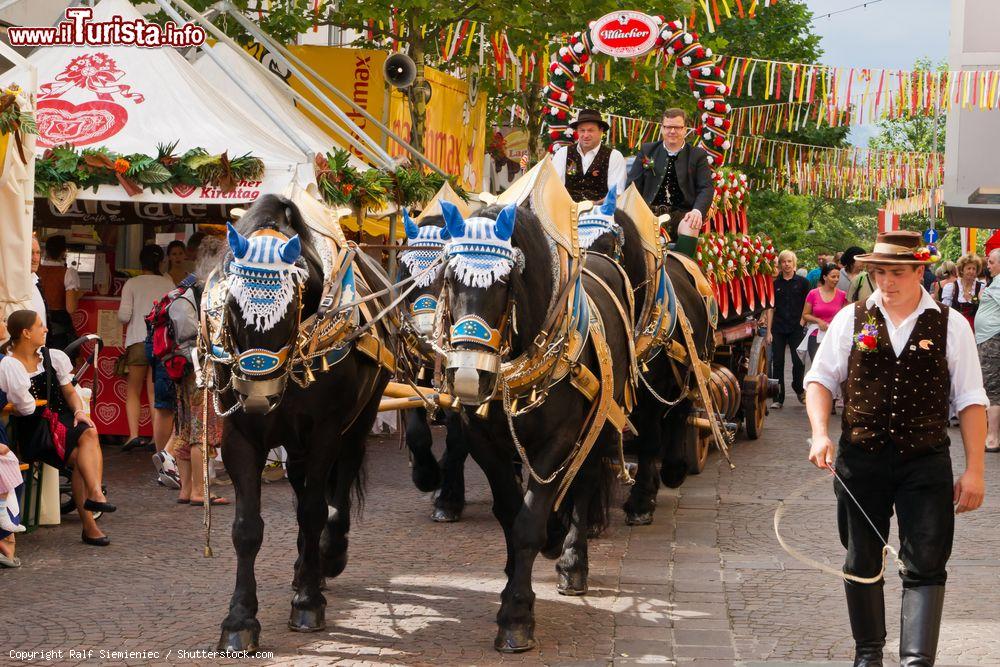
[802,0,951,144]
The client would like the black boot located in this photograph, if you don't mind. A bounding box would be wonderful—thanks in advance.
[845,580,886,667]
[899,585,945,667]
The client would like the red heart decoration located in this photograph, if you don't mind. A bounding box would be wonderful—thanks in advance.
[95,402,120,425]
[173,183,196,198]
[71,310,88,331]
[36,98,128,148]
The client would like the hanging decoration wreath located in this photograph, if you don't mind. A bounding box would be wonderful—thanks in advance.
[542,18,732,168]
[314,148,467,213]
[35,141,264,201]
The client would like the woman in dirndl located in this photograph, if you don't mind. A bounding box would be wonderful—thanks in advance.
[976,249,1000,452]
[942,253,986,330]
[0,309,117,546]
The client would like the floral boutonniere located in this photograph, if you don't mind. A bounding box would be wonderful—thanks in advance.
[566,160,578,176]
[641,154,657,174]
[855,315,879,353]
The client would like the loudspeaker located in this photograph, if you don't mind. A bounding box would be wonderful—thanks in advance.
[384,53,416,89]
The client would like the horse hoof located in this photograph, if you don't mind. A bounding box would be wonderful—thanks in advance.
[557,571,588,596]
[288,607,326,633]
[660,461,688,489]
[493,627,536,653]
[217,628,259,653]
[431,507,461,523]
[625,511,654,526]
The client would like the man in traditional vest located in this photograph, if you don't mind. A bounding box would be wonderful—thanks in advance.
[551,109,626,202]
[626,107,713,239]
[805,230,987,667]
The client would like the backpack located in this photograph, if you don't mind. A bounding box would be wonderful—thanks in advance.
[145,286,190,382]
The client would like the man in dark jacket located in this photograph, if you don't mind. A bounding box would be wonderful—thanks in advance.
[626,108,714,240]
[765,249,811,408]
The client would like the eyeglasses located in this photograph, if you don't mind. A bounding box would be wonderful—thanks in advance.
[661,125,687,133]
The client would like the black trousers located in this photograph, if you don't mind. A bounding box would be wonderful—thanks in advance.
[835,442,955,588]
[769,328,805,403]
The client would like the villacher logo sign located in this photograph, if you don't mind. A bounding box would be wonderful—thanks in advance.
[589,11,659,59]
[8,7,206,48]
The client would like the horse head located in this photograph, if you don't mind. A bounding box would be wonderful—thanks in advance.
[398,207,450,339]
[223,194,318,414]
[440,201,522,405]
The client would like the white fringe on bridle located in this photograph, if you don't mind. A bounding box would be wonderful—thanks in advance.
[444,217,523,289]
[400,226,449,288]
[228,261,307,332]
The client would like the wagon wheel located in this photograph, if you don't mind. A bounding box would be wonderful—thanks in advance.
[743,332,769,440]
[684,414,712,474]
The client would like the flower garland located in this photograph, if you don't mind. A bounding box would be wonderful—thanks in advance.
[696,232,776,319]
[542,18,733,168]
[708,168,749,234]
[314,148,467,213]
[34,141,264,200]
[0,84,36,164]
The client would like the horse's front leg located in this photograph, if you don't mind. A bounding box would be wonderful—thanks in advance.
[432,411,468,522]
[218,423,267,653]
[494,472,560,652]
[659,403,692,488]
[405,406,441,492]
[287,427,338,633]
[556,459,600,595]
[623,399,663,525]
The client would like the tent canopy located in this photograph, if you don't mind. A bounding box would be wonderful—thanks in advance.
[192,42,370,172]
[2,0,314,204]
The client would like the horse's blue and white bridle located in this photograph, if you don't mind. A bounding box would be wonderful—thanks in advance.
[577,185,623,258]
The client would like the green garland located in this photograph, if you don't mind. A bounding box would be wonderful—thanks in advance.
[34,141,265,197]
[315,148,466,212]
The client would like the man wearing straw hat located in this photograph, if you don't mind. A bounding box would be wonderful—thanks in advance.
[804,230,987,666]
[550,108,626,202]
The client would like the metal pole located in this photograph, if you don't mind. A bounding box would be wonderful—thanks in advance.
[152,0,314,157]
[387,212,398,278]
[930,96,940,231]
[164,0,396,170]
[219,2,408,170]
[223,6,447,177]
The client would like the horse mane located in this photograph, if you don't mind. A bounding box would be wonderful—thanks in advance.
[477,204,554,356]
[614,209,650,313]
[586,210,648,316]
[234,194,323,315]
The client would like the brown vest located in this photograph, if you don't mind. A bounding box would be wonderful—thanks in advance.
[36,264,67,311]
[840,302,951,461]
[564,144,612,202]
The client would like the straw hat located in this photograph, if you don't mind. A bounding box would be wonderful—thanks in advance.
[854,230,935,265]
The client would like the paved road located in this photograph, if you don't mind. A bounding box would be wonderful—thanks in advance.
[4,391,999,665]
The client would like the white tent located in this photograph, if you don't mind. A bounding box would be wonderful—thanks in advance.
[1,0,314,205]
[192,42,370,172]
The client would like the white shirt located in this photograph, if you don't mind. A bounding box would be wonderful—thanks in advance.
[117,274,176,348]
[30,274,47,327]
[0,349,74,416]
[552,142,627,196]
[940,279,986,306]
[805,287,988,414]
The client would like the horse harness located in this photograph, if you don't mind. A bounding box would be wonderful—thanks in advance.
[437,242,637,506]
[198,231,397,422]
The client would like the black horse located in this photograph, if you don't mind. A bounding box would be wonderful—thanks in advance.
[210,195,391,652]
[396,209,469,522]
[583,190,713,524]
[438,201,632,652]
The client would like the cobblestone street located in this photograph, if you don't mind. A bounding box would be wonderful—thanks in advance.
[4,391,1000,666]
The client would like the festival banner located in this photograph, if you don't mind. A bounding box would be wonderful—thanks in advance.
[386,66,487,192]
[287,46,389,160]
[717,55,1000,123]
